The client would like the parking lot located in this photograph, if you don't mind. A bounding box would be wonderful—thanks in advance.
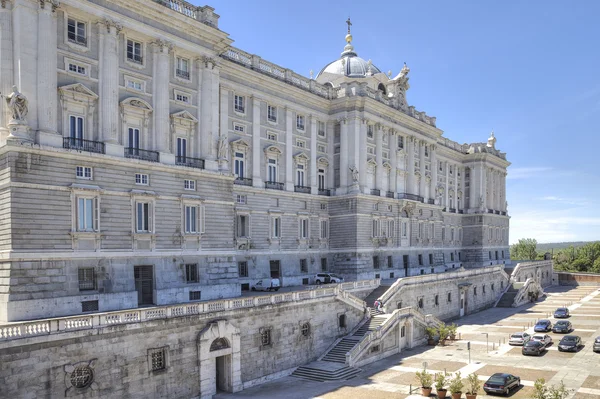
[215,285,600,399]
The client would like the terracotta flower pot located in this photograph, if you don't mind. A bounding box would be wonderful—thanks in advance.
[450,334,456,341]
[437,389,447,399]
[466,393,477,399]
[451,392,462,399]
[438,339,446,346]
[427,338,436,346]
[422,387,433,397]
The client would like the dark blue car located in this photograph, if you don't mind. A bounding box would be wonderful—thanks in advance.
[534,319,552,332]
[554,307,570,318]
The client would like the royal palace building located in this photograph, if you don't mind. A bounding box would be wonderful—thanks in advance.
[0,0,510,323]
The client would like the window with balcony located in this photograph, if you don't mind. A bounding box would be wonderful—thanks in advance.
[296,164,305,187]
[176,57,190,80]
[69,115,84,141]
[296,114,305,130]
[318,169,326,191]
[267,105,277,122]
[398,135,404,149]
[234,151,245,179]
[234,95,245,113]
[318,121,326,137]
[67,18,87,46]
[126,39,143,64]
[267,158,278,182]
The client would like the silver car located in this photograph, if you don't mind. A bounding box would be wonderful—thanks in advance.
[531,334,553,347]
[509,332,531,346]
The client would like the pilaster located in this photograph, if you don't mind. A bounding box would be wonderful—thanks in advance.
[152,40,171,152]
[98,19,120,143]
[309,115,317,193]
[327,120,335,190]
[285,107,293,191]
[406,137,415,194]
[218,87,229,171]
[375,124,383,194]
[419,140,426,199]
[37,0,58,136]
[390,132,398,194]
[444,161,449,208]
[200,57,215,161]
[430,145,438,204]
[339,117,348,194]
[251,96,262,188]
[0,1,14,135]
[358,119,367,191]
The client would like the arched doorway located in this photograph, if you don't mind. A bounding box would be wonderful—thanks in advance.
[197,320,242,398]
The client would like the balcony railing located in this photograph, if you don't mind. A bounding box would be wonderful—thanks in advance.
[127,54,143,64]
[124,147,159,163]
[501,211,507,216]
[495,210,501,215]
[234,177,253,186]
[386,191,394,199]
[294,185,311,194]
[63,137,105,154]
[265,181,284,190]
[449,208,456,213]
[458,209,464,214]
[487,209,494,214]
[397,193,424,203]
[176,69,190,79]
[427,198,435,205]
[68,35,87,46]
[318,189,331,196]
[370,189,381,196]
[176,155,205,169]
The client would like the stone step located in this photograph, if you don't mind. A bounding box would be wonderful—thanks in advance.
[291,364,362,382]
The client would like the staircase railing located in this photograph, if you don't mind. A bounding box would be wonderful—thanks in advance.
[512,278,544,307]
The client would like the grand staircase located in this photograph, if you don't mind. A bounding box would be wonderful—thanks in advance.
[496,282,522,307]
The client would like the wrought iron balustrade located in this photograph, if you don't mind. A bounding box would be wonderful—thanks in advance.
[370,189,381,196]
[234,177,253,186]
[449,208,456,213]
[176,69,190,79]
[124,147,159,162]
[318,189,331,196]
[397,193,424,203]
[265,181,284,190]
[63,137,105,154]
[458,209,464,214]
[176,155,205,169]
[427,198,435,205]
[294,185,311,194]
[68,35,87,46]
[386,191,394,199]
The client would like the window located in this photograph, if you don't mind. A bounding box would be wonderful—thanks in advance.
[320,219,329,239]
[67,18,86,46]
[450,253,455,262]
[184,180,195,190]
[418,297,424,309]
[474,286,477,295]
[81,300,99,313]
[184,205,202,234]
[267,158,278,182]
[447,292,452,303]
[126,39,143,64]
[321,258,327,271]
[300,259,308,273]
[177,137,187,158]
[296,114,305,130]
[271,216,281,239]
[189,291,201,301]
[318,169,326,190]
[301,322,311,337]
[267,105,277,122]
[483,284,486,294]
[373,256,380,269]
[76,197,98,232]
[367,125,374,139]
[236,195,247,205]
[372,219,380,238]
[136,201,152,232]
[398,136,404,150]
[175,92,190,104]
[126,78,143,92]
[267,132,277,141]
[185,263,198,283]
[435,294,439,306]
[338,314,346,328]
[236,214,250,238]
[78,268,96,291]
[238,261,248,277]
[418,254,423,266]
[388,220,395,238]
[149,348,166,372]
[260,328,272,346]
[429,254,433,265]
[68,63,86,75]
[318,121,325,137]
[320,203,327,210]
[234,95,245,113]
[451,228,455,241]
[76,166,92,180]
[318,144,326,153]
[176,57,190,80]
[69,115,84,140]
[135,173,149,185]
[234,152,245,178]
[442,227,446,241]
[402,222,407,237]
[401,326,406,338]
[295,139,305,148]
[296,164,305,186]
[233,123,245,134]
[299,218,309,239]
[388,256,393,268]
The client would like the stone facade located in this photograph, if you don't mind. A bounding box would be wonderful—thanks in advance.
[0,0,509,324]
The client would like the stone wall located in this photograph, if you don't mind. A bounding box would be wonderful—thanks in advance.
[556,272,600,286]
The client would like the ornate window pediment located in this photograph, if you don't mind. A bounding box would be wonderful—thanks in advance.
[59,83,99,102]
[231,138,250,149]
[170,110,198,123]
[367,158,377,166]
[293,152,309,162]
[382,161,392,171]
[264,144,283,157]
[317,156,329,167]
[120,97,153,117]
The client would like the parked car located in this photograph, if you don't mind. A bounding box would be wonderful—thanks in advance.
[314,273,344,284]
[250,278,280,292]
[554,307,570,318]
[531,334,553,347]
[508,332,531,346]
[593,336,600,353]
[483,373,521,395]
[552,320,573,333]
[558,335,582,352]
[522,340,546,356]
[534,319,552,332]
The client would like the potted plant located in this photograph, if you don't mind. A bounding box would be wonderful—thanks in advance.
[449,372,463,399]
[426,327,438,346]
[448,323,458,340]
[435,373,448,399]
[438,324,449,346]
[416,368,433,397]
[466,373,481,399]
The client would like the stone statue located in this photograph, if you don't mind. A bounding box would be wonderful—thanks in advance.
[217,134,228,160]
[5,86,28,122]
[349,165,359,183]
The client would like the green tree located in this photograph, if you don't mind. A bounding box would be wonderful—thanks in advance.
[571,258,591,272]
[511,238,538,260]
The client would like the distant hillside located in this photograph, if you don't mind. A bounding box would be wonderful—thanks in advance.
[536,241,596,252]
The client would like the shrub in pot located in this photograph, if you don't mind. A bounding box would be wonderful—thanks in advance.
[416,368,433,397]
[437,324,449,346]
[449,372,463,399]
[466,373,481,399]
[435,373,448,399]
[448,323,458,340]
[426,327,438,346]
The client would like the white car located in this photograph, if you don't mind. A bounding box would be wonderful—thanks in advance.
[314,273,344,284]
[531,334,553,347]
[250,278,280,292]
[508,332,531,346]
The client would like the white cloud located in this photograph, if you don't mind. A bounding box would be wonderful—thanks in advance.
[507,167,552,180]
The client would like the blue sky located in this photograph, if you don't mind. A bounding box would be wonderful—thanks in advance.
[193,0,600,244]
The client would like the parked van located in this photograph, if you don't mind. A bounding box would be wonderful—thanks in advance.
[250,278,281,292]
[314,273,344,284]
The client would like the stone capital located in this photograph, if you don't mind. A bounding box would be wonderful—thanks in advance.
[39,0,59,12]
[99,18,122,34]
[152,39,173,54]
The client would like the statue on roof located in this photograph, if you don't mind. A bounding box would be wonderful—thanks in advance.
[487,131,496,149]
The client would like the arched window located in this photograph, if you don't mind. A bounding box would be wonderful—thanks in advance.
[210,337,230,351]
[377,83,387,95]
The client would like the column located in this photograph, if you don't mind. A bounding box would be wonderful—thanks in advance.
[200,57,214,160]
[339,118,348,193]
[210,62,220,163]
[251,97,262,188]
[98,20,120,143]
[358,119,367,191]
[285,107,293,191]
[375,125,383,194]
[460,167,466,211]
[195,59,204,157]
[502,172,507,211]
[390,132,398,194]
[0,2,14,133]
[218,87,229,171]
[454,167,458,212]
[419,141,426,198]
[406,137,415,194]
[327,120,335,190]
[310,116,317,193]
[481,164,488,209]
[444,161,449,209]
[430,146,438,204]
[37,0,58,135]
[153,40,171,152]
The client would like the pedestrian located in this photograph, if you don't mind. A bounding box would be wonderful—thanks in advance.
[373,299,380,311]
[377,299,384,312]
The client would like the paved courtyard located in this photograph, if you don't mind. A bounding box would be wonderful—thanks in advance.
[215,285,600,399]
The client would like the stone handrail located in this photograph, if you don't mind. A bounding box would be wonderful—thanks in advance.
[512,277,543,307]
[380,266,504,307]
[0,279,379,342]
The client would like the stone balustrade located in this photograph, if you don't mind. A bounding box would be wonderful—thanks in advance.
[0,279,378,342]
